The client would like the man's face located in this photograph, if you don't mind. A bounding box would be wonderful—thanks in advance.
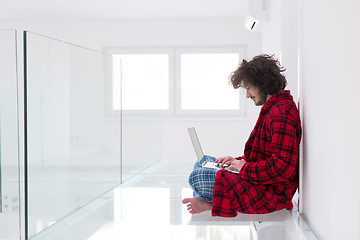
[245,86,267,106]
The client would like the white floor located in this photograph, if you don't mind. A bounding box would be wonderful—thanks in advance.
[28,160,318,240]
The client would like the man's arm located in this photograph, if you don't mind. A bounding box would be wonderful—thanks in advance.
[238,114,299,184]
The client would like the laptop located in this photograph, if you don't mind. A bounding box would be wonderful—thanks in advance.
[187,127,239,174]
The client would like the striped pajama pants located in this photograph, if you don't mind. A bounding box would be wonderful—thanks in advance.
[188,155,219,202]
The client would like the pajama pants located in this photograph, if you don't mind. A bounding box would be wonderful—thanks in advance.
[188,155,219,202]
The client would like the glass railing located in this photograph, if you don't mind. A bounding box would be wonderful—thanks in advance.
[0,30,21,240]
[121,117,163,182]
[23,31,121,238]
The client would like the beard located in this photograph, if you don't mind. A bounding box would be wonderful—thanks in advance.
[253,92,267,106]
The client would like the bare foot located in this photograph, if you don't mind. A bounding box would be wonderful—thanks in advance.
[182,197,212,214]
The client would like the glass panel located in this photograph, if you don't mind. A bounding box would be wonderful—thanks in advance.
[121,119,162,182]
[116,53,166,182]
[0,30,21,239]
[24,31,121,238]
[113,54,169,110]
[180,53,240,110]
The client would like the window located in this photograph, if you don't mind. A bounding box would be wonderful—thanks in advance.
[113,54,170,110]
[179,52,241,110]
[110,47,245,116]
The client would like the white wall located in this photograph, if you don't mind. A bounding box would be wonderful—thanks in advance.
[261,1,360,238]
[262,0,299,101]
[0,19,263,179]
[58,19,262,165]
[262,0,282,60]
[300,0,360,239]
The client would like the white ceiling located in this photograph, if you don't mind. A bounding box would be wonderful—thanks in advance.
[0,0,248,21]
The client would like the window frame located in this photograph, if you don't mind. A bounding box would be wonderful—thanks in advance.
[106,47,175,117]
[105,46,247,118]
[174,47,246,116]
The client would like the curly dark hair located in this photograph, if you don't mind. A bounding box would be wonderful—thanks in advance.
[229,54,287,95]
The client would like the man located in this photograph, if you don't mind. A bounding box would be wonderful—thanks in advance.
[182,54,302,217]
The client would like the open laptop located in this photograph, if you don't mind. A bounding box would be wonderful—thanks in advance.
[187,127,239,174]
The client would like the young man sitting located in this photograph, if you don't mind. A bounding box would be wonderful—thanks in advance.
[182,54,302,217]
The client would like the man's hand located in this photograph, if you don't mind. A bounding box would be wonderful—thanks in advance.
[229,159,246,171]
[215,156,237,167]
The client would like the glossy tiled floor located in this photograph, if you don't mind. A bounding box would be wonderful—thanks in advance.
[32,160,318,240]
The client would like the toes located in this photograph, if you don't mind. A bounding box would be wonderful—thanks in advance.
[182,198,190,204]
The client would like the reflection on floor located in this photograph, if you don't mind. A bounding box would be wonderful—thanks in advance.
[32,160,318,240]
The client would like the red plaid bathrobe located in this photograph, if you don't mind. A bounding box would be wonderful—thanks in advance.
[212,90,302,217]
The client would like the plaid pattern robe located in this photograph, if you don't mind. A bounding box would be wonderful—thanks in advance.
[212,90,301,217]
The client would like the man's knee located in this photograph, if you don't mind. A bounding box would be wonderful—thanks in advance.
[188,170,198,188]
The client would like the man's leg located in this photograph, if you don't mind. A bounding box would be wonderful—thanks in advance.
[182,198,212,214]
[183,155,218,214]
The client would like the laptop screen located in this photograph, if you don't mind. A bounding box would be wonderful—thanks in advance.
[187,127,205,165]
